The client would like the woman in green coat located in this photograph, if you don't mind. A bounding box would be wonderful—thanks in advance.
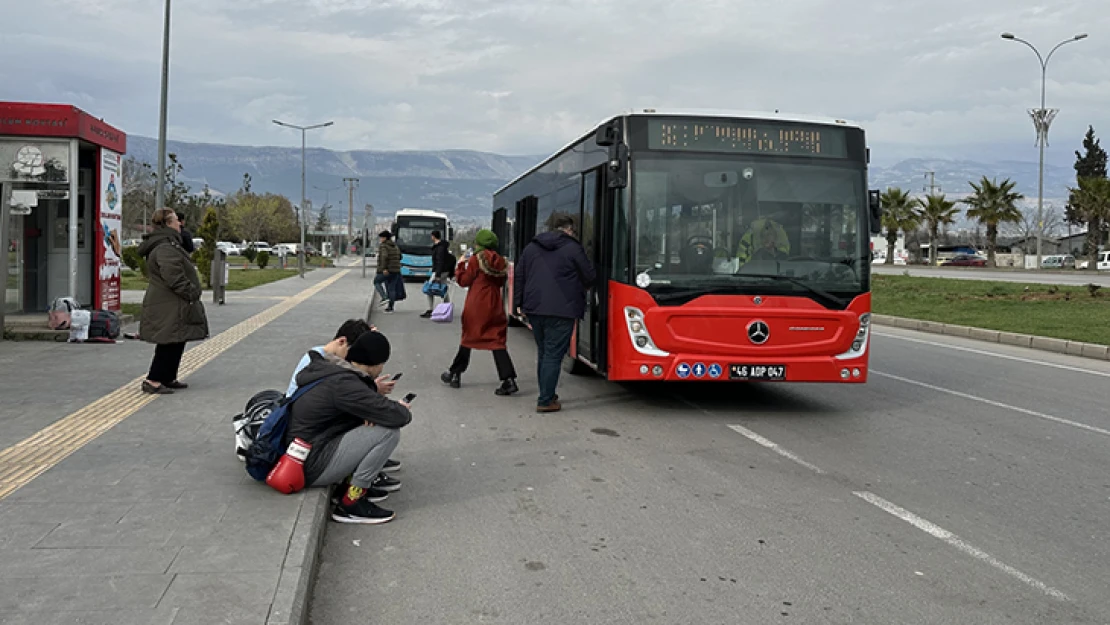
[137,208,210,394]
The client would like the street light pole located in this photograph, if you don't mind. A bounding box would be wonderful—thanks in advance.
[272,119,333,277]
[154,0,172,212]
[1000,32,1088,269]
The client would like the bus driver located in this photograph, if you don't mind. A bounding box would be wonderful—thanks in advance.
[736,215,790,264]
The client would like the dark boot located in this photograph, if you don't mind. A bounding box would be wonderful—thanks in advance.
[441,371,461,388]
[495,378,519,396]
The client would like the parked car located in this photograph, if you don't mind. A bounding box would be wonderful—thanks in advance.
[248,242,273,255]
[1097,251,1110,271]
[942,254,987,267]
[217,242,242,256]
[1041,254,1075,269]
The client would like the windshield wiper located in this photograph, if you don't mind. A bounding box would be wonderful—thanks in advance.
[731,273,848,309]
[651,286,748,304]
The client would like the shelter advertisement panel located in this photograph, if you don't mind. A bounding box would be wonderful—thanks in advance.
[96,148,122,311]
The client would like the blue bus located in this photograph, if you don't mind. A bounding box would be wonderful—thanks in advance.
[392,208,453,279]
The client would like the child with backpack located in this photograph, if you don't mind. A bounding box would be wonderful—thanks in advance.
[277,331,411,524]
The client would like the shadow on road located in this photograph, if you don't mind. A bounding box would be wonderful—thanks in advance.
[612,380,841,418]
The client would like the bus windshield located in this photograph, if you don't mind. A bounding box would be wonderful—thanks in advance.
[394,217,444,255]
[632,154,868,307]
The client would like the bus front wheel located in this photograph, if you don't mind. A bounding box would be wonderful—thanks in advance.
[563,353,592,376]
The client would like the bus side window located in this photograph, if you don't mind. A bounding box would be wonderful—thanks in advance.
[611,187,631,282]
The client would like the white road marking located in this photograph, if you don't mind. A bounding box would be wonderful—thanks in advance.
[853,491,1070,602]
[725,424,826,474]
[873,331,1110,379]
[872,371,1110,438]
[674,395,828,474]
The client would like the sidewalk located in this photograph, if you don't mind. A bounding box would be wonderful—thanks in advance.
[0,267,374,624]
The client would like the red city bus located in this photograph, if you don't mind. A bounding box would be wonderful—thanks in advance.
[493,110,882,383]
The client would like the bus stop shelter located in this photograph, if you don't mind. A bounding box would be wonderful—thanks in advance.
[1,101,127,333]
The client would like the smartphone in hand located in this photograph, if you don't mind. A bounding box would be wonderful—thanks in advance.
[391,372,403,381]
[402,393,416,403]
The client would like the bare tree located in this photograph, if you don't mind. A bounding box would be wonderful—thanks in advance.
[1001,203,1063,241]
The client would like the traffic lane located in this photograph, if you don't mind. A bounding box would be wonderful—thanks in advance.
[872,265,1110,287]
[667,370,1110,613]
[870,329,1110,435]
[311,298,1094,625]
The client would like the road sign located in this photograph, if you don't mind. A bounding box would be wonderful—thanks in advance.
[676,363,691,379]
[693,362,706,378]
[708,363,723,379]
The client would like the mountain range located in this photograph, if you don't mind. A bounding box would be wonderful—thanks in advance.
[127,136,1079,225]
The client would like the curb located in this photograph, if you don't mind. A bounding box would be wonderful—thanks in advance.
[872,314,1110,362]
[267,489,330,625]
[267,279,380,625]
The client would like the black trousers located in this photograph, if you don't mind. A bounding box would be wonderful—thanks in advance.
[148,342,186,383]
[449,346,516,381]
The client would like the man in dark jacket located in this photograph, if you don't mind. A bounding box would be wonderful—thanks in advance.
[513,214,596,413]
[286,331,412,524]
[421,229,452,318]
[374,231,403,313]
[177,212,196,254]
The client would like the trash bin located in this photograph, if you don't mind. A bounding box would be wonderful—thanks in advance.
[211,248,229,305]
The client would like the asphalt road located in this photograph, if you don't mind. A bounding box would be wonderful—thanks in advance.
[309,288,1110,625]
[872,264,1110,287]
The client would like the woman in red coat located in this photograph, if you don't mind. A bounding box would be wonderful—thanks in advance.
[440,229,519,396]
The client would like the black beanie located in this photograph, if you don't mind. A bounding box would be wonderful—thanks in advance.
[346,331,390,366]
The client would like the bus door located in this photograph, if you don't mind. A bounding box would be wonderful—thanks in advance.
[576,169,604,368]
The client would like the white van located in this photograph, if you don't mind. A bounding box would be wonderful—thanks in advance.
[1097,251,1110,271]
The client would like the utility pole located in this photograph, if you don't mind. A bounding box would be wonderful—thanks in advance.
[343,177,359,258]
[923,171,941,195]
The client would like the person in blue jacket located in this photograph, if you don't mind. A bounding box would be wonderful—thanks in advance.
[512,214,595,412]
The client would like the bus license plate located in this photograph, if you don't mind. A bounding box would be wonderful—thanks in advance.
[729,364,786,381]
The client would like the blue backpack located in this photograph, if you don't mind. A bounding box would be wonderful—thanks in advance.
[243,379,325,481]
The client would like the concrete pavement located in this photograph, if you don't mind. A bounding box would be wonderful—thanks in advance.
[0,267,375,624]
[872,264,1110,286]
[310,283,1110,624]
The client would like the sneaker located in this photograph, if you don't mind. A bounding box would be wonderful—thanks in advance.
[382,458,402,473]
[373,473,402,492]
[536,400,562,413]
[379,299,390,308]
[331,498,395,525]
[495,378,519,396]
[384,306,395,313]
[331,484,390,504]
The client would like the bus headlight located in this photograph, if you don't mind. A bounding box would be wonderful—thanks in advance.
[624,307,669,357]
[836,312,871,360]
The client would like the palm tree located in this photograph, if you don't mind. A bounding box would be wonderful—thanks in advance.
[880,187,923,264]
[920,194,960,265]
[962,176,1024,267]
[1068,176,1110,261]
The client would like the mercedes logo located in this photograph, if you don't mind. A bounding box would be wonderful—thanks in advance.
[747,320,770,345]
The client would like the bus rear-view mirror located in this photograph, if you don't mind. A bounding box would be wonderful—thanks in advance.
[868,189,882,234]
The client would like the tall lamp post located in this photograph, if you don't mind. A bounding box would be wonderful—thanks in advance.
[1000,32,1088,269]
[154,0,172,213]
[273,119,333,277]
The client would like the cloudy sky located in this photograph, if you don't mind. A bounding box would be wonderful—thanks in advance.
[5,0,1109,166]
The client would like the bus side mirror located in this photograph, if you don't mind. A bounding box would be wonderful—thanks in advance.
[608,143,628,189]
[448,226,455,241]
[595,122,617,147]
[868,189,882,235]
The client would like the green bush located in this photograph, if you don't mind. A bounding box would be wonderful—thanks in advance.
[243,247,258,263]
[121,246,148,278]
[256,250,270,269]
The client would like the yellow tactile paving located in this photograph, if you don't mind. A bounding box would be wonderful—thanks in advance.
[0,270,351,501]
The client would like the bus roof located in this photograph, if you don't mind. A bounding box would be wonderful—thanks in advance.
[495,108,864,195]
[394,208,449,219]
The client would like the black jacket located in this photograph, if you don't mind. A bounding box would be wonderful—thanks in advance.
[513,231,596,319]
[431,240,450,274]
[180,227,195,253]
[284,351,412,485]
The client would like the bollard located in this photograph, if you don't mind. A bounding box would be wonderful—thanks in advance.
[211,248,228,305]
